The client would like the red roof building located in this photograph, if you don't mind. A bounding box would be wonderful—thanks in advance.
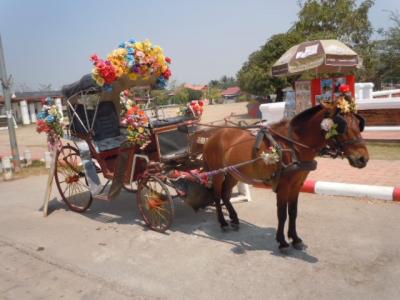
[184,84,208,91]
[221,86,241,99]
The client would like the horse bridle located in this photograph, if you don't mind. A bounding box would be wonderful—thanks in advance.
[319,112,366,159]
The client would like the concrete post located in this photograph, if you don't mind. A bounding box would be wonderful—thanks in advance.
[12,102,20,123]
[1,156,13,180]
[24,148,32,166]
[29,102,37,123]
[20,100,30,125]
[55,97,63,121]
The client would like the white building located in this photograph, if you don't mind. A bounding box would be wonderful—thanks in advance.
[0,91,64,125]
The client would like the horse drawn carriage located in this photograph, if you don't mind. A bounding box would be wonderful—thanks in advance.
[52,72,215,233]
[35,39,216,233]
[39,38,369,251]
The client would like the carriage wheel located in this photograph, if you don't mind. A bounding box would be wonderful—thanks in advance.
[54,145,93,213]
[137,175,174,233]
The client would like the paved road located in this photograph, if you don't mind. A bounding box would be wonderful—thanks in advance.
[1,175,400,299]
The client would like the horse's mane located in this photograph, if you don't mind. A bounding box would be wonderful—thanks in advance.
[289,105,323,130]
[269,119,290,135]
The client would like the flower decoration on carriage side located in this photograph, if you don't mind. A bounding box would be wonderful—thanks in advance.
[90,38,172,91]
[178,100,204,119]
[36,97,64,150]
[261,146,280,165]
[121,105,151,149]
[321,118,338,139]
[119,89,135,117]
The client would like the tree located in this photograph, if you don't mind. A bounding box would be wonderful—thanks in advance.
[169,85,189,104]
[237,32,302,96]
[237,0,377,95]
[294,0,376,81]
[208,75,237,89]
[208,87,222,102]
[376,11,400,86]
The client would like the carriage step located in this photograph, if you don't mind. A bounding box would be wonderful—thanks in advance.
[93,193,112,201]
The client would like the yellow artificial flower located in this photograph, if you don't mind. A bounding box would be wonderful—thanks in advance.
[128,72,138,80]
[337,97,350,113]
[135,42,144,52]
[138,127,145,134]
[96,77,105,86]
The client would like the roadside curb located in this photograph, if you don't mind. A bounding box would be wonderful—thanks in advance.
[258,180,400,201]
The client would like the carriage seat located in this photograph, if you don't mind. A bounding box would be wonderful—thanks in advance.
[150,115,193,128]
[70,101,127,152]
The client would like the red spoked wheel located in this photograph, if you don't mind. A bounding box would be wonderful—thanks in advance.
[137,175,174,233]
[54,145,93,212]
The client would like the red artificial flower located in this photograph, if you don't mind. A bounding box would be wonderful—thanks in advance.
[90,54,100,62]
[162,69,172,79]
[36,119,50,133]
[339,84,350,93]
[165,57,172,63]
[198,100,204,106]
[127,105,139,116]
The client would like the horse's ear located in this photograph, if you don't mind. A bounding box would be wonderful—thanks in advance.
[333,114,348,135]
[320,101,337,115]
[355,114,365,132]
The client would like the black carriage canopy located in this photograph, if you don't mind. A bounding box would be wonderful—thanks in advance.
[61,74,101,98]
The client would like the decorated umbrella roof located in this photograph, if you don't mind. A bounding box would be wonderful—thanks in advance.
[272,39,361,77]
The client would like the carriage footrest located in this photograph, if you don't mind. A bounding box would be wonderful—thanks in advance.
[93,193,112,201]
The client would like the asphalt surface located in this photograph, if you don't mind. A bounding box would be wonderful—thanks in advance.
[1,174,400,299]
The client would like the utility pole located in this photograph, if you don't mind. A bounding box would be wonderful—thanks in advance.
[0,34,21,172]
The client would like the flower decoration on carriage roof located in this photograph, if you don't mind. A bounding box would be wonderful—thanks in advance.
[90,38,172,90]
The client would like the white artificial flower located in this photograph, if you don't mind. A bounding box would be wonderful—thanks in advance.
[321,118,334,131]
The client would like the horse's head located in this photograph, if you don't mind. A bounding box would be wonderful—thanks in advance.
[320,98,369,168]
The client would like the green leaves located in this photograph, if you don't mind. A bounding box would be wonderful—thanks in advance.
[325,123,338,139]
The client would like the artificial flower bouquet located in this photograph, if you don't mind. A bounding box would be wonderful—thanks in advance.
[179,100,204,119]
[90,38,172,91]
[261,146,280,165]
[121,105,151,149]
[36,97,64,149]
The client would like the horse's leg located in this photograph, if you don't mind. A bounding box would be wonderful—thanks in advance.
[213,174,229,230]
[288,197,306,250]
[221,174,239,230]
[276,195,290,251]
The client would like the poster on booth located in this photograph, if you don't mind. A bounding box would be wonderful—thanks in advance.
[283,91,296,119]
[295,81,312,113]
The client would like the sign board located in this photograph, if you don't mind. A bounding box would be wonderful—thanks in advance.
[283,91,296,119]
[295,81,312,113]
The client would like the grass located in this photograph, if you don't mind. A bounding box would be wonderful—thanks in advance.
[366,142,400,160]
[0,160,49,182]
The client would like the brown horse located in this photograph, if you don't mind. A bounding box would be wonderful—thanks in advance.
[203,101,369,251]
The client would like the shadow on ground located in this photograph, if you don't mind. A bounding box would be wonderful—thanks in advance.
[44,190,318,263]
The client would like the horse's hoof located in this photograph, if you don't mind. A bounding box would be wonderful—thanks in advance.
[279,244,290,254]
[230,222,240,231]
[292,241,306,251]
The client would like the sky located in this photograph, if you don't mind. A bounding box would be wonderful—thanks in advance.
[0,0,399,91]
